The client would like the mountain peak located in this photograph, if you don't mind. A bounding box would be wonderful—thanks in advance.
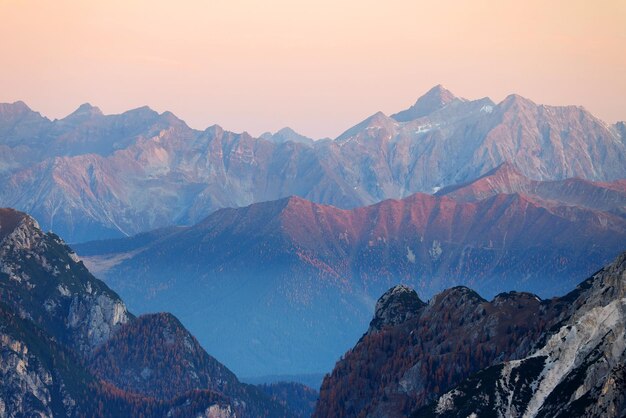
[260,126,314,145]
[280,195,317,215]
[435,161,532,201]
[204,124,225,136]
[492,290,541,305]
[364,111,392,126]
[123,105,159,118]
[0,100,32,114]
[421,84,457,103]
[499,93,537,110]
[276,126,298,136]
[367,285,425,333]
[76,102,102,113]
[63,103,104,122]
[391,84,459,122]
[109,106,160,120]
[0,101,45,123]
[433,286,486,308]
[89,311,241,401]
[0,208,30,243]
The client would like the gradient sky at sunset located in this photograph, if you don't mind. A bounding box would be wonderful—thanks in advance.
[1,0,625,138]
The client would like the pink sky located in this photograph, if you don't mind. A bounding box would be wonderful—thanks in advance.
[1,0,624,138]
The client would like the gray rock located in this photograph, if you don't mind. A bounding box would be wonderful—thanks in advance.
[368,285,425,334]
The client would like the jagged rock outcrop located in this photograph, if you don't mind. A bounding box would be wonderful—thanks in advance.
[192,404,236,418]
[416,252,626,418]
[314,286,555,417]
[367,285,425,333]
[0,208,130,355]
[0,333,54,418]
[314,253,626,418]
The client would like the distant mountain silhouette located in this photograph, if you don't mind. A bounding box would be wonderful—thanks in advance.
[1,86,624,242]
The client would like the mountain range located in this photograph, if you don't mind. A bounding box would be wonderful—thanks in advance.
[1,86,625,416]
[73,165,626,377]
[314,252,626,417]
[1,85,624,242]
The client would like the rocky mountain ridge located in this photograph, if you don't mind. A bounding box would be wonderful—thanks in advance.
[367,285,425,334]
[74,187,626,377]
[1,85,624,242]
[437,162,626,216]
[415,252,626,417]
[314,252,626,418]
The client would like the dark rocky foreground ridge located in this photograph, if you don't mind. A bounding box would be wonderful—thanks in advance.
[314,252,626,418]
[0,207,309,417]
[1,85,624,242]
[414,252,626,418]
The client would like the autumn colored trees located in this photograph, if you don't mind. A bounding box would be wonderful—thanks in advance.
[314,289,558,417]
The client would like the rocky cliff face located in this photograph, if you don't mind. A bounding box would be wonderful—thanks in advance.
[0,332,54,417]
[1,86,624,242]
[417,252,626,418]
[367,285,425,333]
[0,304,76,418]
[314,252,626,418]
[0,208,130,355]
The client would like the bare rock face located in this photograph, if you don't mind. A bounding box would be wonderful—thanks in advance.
[416,252,626,418]
[0,208,130,355]
[368,285,425,333]
[67,293,129,353]
[0,333,54,418]
[0,301,86,418]
[198,404,236,418]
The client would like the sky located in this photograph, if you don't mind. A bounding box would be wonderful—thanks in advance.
[1,0,625,139]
